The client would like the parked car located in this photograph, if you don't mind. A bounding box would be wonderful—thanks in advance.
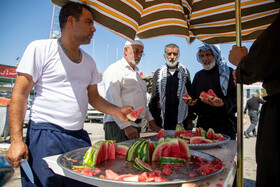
[85,105,104,123]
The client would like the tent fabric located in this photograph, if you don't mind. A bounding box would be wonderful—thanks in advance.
[52,0,280,44]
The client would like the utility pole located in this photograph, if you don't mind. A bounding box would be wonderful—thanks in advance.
[49,5,61,39]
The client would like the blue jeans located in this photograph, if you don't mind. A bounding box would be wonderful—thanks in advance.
[21,120,93,187]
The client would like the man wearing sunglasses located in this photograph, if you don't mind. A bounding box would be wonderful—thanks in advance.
[149,43,195,130]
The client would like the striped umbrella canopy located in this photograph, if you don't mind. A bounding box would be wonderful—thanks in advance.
[51,0,280,44]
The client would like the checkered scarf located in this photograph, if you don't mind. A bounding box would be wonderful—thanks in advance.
[157,63,188,128]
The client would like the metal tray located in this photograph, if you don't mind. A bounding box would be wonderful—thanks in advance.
[144,130,230,150]
[57,147,223,187]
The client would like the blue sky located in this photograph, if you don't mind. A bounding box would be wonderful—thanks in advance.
[0,0,252,80]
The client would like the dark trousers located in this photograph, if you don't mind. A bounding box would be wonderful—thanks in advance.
[256,96,280,187]
[22,120,93,187]
[104,121,141,143]
[246,110,258,135]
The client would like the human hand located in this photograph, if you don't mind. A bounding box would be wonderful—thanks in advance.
[201,97,224,107]
[184,99,197,106]
[148,120,161,132]
[117,106,134,122]
[124,126,140,140]
[228,45,248,66]
[6,141,29,167]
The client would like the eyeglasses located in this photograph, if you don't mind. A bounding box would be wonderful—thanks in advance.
[166,52,178,56]
[129,48,145,56]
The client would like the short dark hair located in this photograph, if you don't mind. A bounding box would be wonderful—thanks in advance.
[59,2,92,30]
[164,43,180,55]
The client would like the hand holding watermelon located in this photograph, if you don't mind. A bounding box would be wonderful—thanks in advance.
[182,93,197,106]
[116,106,134,121]
[199,90,224,107]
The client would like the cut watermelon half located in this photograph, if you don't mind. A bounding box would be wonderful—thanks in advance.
[126,107,143,121]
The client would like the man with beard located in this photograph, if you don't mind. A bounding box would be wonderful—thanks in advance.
[103,39,161,143]
[189,43,237,139]
[149,43,195,130]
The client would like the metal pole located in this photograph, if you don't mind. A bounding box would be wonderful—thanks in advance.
[235,0,244,187]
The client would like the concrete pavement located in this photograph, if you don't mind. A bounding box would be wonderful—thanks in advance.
[1,118,257,187]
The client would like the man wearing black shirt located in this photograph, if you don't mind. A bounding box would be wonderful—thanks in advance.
[149,43,194,130]
[244,92,265,138]
[190,43,237,140]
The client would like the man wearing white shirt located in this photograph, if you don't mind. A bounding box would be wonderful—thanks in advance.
[103,39,161,142]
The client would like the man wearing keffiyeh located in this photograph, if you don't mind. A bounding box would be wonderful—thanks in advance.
[149,43,196,130]
[189,43,237,139]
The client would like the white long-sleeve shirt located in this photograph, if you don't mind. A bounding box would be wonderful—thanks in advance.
[103,57,153,129]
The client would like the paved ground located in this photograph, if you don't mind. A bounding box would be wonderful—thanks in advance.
[1,116,257,186]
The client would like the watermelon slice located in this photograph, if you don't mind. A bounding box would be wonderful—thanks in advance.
[126,107,143,121]
[182,93,192,101]
[207,89,219,102]
[105,169,119,179]
[157,157,186,164]
[115,144,129,158]
[152,142,171,161]
[0,97,10,106]
[156,129,165,140]
[207,128,215,140]
[199,91,211,100]
[134,157,153,172]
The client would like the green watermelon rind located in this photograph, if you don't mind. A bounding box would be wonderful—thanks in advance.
[157,157,186,164]
[126,140,144,161]
[133,140,149,163]
[134,157,153,172]
[82,146,96,166]
[175,124,185,132]
[126,107,143,121]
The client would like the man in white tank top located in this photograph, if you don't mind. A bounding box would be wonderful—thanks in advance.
[6,2,132,186]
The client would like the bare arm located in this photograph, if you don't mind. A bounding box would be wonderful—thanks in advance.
[7,73,35,167]
[87,84,133,122]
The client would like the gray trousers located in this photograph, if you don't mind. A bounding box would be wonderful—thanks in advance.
[246,110,258,135]
[104,121,141,143]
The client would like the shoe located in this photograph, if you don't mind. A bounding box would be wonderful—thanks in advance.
[253,134,257,138]
[244,131,250,138]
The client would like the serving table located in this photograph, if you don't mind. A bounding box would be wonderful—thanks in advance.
[44,138,236,187]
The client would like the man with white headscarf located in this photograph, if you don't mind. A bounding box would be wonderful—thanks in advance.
[103,38,161,142]
[149,43,195,130]
[190,43,237,139]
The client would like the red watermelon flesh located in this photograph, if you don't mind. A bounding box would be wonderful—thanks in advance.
[199,91,211,100]
[207,89,219,101]
[149,142,155,162]
[167,139,181,158]
[207,128,215,140]
[152,142,171,161]
[105,169,119,179]
[194,128,202,136]
[190,137,204,144]
[126,107,143,121]
[182,93,192,101]
[115,144,129,158]
[108,140,116,160]
[156,129,165,140]
[177,138,191,160]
